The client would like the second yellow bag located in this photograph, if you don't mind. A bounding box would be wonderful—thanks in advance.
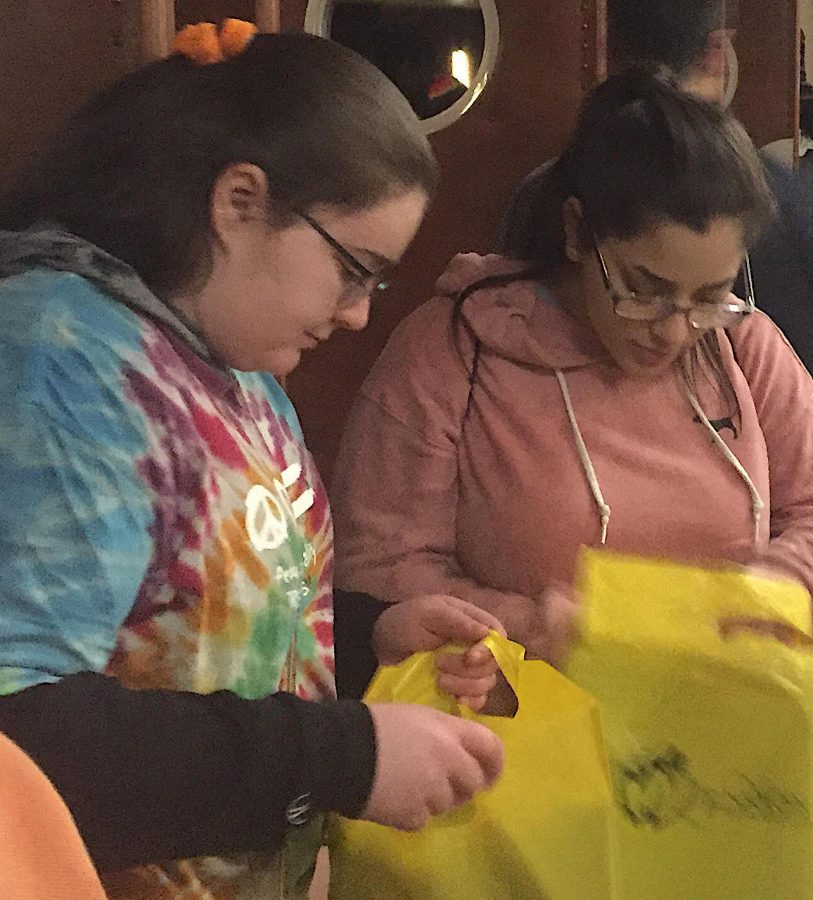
[568,549,813,900]
[329,632,618,900]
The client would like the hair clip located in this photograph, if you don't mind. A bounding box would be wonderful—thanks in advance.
[173,18,258,65]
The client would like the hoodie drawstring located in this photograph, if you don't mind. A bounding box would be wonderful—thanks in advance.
[555,371,612,545]
[684,387,764,545]
[554,369,764,548]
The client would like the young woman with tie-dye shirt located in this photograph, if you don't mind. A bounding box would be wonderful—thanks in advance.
[0,27,503,900]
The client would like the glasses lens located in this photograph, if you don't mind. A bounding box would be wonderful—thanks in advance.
[691,302,749,330]
[613,295,670,322]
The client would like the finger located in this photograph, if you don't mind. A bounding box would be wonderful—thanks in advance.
[440,597,506,637]
[425,779,457,817]
[539,588,581,668]
[422,596,506,640]
[436,671,498,699]
[458,722,504,785]
[422,602,492,645]
[463,642,501,668]
[457,695,487,712]
[435,651,468,675]
[448,751,488,805]
[436,650,498,678]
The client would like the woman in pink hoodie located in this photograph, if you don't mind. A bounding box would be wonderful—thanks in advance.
[331,72,813,660]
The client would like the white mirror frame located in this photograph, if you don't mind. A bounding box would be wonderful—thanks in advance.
[304,0,500,135]
[722,33,739,109]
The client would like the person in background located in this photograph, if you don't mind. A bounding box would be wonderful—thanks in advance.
[331,72,813,664]
[0,22,504,900]
[748,154,813,370]
[501,0,733,253]
[509,1,813,370]
[749,32,813,370]
[608,0,733,99]
[368,21,467,120]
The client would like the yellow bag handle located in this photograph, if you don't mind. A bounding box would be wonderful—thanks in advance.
[364,631,526,715]
[366,630,596,724]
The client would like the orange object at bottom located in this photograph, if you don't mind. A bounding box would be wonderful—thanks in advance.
[0,732,106,899]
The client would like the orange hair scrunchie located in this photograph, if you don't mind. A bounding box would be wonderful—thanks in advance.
[172,18,258,65]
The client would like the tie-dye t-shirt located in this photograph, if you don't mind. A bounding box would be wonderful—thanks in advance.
[0,268,334,898]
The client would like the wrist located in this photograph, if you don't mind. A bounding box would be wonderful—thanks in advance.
[281,695,377,819]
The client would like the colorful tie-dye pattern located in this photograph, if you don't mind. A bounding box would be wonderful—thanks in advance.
[0,270,335,898]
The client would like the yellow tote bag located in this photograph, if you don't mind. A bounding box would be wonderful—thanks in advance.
[329,632,619,900]
[568,549,813,900]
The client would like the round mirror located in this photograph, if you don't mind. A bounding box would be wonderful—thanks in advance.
[305,0,499,134]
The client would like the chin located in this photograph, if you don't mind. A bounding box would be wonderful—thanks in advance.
[264,348,302,378]
[231,348,301,376]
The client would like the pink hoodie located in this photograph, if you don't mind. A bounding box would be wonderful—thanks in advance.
[331,254,813,638]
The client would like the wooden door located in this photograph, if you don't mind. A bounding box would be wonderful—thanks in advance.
[731,0,800,151]
[0,0,138,179]
[285,0,607,483]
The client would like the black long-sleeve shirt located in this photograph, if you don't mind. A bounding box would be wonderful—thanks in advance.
[0,589,384,870]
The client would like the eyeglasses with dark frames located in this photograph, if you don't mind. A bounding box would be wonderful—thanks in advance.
[297,211,390,301]
[593,239,755,331]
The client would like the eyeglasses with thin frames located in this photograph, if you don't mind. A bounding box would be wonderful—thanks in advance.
[593,240,755,331]
[297,211,390,304]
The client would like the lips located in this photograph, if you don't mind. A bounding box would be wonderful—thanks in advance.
[303,330,332,349]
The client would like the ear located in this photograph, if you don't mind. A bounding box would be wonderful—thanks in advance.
[562,196,589,262]
[210,163,270,250]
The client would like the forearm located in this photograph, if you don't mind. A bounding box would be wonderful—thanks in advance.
[0,673,375,870]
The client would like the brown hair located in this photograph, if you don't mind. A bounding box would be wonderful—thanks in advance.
[0,32,437,298]
[502,71,774,268]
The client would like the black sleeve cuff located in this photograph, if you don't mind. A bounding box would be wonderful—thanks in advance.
[333,589,388,700]
[279,694,377,819]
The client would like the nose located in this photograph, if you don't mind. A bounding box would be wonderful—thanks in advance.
[649,306,693,347]
[334,295,371,332]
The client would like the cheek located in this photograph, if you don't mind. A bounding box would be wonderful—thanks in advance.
[586,295,630,350]
[257,270,336,333]
[276,260,343,327]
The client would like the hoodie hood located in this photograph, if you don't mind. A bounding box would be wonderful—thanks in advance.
[432,251,764,550]
[0,226,217,364]
[435,252,610,371]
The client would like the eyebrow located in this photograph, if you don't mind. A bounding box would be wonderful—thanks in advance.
[631,263,738,293]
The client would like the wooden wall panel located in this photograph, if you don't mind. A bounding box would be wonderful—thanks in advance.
[285,0,607,482]
[175,1,280,30]
[0,0,133,179]
[175,0,255,25]
[733,0,800,148]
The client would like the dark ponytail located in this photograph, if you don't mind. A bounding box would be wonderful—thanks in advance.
[502,71,774,268]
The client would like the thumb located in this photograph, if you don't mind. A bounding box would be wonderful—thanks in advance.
[423,596,505,644]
